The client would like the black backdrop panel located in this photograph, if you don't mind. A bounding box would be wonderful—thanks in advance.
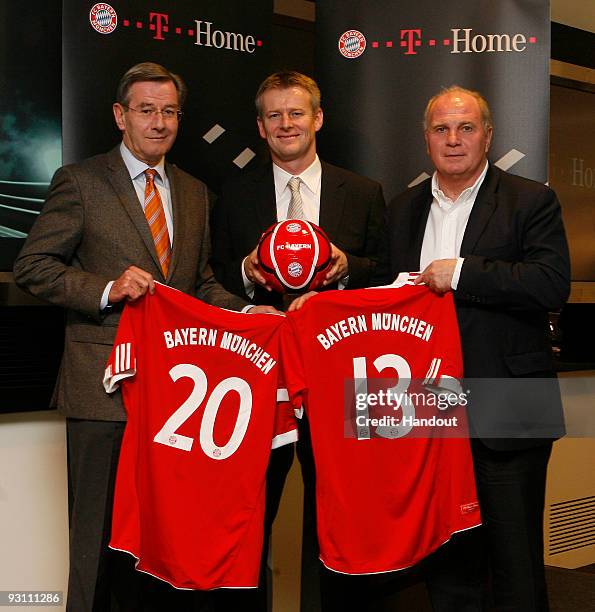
[63,0,272,192]
[0,304,64,415]
[316,0,551,201]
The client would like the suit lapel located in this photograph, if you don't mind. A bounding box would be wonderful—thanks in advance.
[410,184,432,269]
[319,162,346,239]
[399,181,433,272]
[105,147,164,277]
[250,164,277,230]
[166,162,183,282]
[460,165,500,256]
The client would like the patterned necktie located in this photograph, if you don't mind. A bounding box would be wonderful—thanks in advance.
[287,176,305,220]
[144,169,171,276]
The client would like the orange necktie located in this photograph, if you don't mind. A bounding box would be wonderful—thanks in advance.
[144,169,171,276]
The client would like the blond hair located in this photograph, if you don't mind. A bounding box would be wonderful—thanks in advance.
[255,71,321,117]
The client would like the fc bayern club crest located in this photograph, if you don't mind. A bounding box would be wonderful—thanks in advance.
[286,222,301,233]
[287,262,304,278]
[89,3,117,35]
[338,30,366,58]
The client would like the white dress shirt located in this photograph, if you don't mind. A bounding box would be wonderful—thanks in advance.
[272,156,322,223]
[119,142,174,241]
[243,155,349,296]
[100,143,173,309]
[420,161,489,290]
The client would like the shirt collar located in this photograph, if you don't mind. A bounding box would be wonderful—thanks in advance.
[120,142,167,184]
[273,155,322,198]
[431,160,489,207]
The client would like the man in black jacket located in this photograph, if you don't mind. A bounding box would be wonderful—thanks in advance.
[211,70,386,611]
[387,86,570,611]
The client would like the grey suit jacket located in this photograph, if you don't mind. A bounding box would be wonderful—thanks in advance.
[210,160,387,309]
[13,146,246,421]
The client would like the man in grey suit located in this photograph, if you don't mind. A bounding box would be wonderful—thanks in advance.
[14,62,274,611]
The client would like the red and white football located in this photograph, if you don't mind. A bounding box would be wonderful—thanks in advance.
[257,220,332,294]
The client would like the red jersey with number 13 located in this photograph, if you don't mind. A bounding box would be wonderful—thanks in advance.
[286,279,481,575]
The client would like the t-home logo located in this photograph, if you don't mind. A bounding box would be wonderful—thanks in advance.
[340,27,538,57]
[92,10,263,53]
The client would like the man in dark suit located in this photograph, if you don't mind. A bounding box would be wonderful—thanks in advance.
[211,70,386,307]
[387,86,570,610]
[210,71,386,610]
[13,62,274,612]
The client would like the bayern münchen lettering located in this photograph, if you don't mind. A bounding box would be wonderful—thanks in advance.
[316,312,433,350]
[162,328,276,374]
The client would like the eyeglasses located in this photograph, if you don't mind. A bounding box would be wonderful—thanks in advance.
[124,105,183,121]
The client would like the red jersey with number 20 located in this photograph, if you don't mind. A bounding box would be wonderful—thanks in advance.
[287,277,481,575]
[103,283,302,590]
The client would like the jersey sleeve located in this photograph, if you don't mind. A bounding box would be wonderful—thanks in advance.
[103,305,137,393]
[421,291,464,397]
[271,387,299,449]
[268,317,307,449]
[422,357,463,396]
[271,315,305,449]
[278,317,307,412]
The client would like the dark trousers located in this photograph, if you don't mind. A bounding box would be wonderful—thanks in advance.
[211,441,296,612]
[296,415,323,612]
[66,418,126,612]
[66,419,213,612]
[317,530,486,612]
[470,439,553,612]
[406,440,552,612]
[303,433,553,612]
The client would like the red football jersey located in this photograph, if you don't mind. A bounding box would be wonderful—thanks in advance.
[287,277,481,575]
[103,283,302,590]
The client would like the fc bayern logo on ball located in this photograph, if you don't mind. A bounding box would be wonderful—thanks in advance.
[89,3,117,35]
[338,30,366,58]
[288,262,303,278]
